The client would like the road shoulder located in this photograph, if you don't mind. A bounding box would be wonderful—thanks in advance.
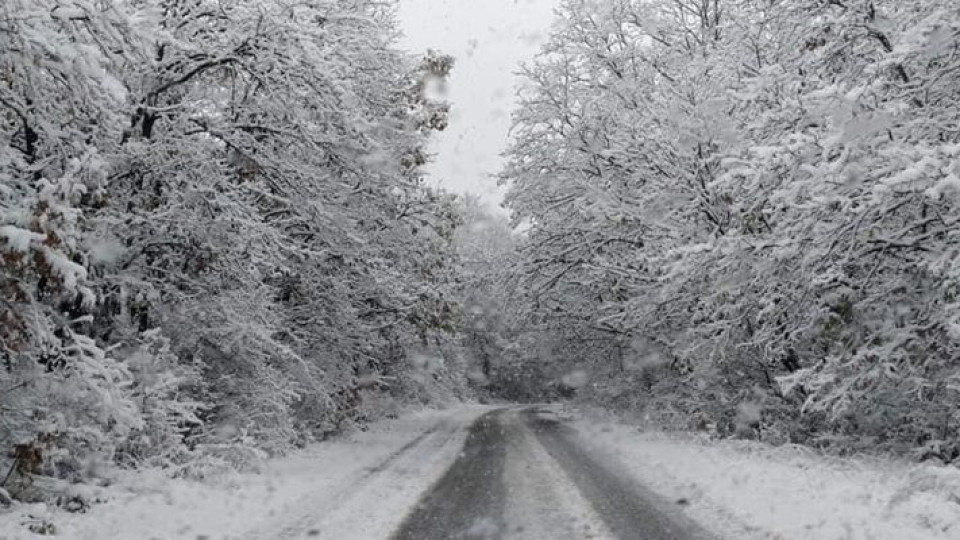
[568,409,960,540]
[0,406,489,540]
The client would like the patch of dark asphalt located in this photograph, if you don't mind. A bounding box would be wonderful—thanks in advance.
[523,408,715,540]
[390,409,508,540]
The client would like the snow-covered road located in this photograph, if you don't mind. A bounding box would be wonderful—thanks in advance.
[391,407,710,540]
[3,405,960,540]
[0,408,485,540]
[0,406,710,540]
[246,409,473,540]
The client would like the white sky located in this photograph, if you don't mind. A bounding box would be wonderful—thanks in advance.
[396,0,560,212]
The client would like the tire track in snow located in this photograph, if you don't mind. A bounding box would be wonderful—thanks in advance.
[361,423,439,477]
[304,416,468,539]
[523,408,716,540]
[500,410,616,539]
[241,415,465,540]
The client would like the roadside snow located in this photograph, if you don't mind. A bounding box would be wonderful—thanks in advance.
[573,413,960,540]
[274,408,476,540]
[0,406,486,540]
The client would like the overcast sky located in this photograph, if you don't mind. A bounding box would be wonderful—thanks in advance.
[396,0,560,212]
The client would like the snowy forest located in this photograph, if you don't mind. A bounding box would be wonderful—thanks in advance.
[0,0,470,503]
[483,0,960,460]
[3,0,960,514]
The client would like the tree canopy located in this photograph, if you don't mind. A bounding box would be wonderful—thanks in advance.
[1,0,463,498]
[497,0,960,461]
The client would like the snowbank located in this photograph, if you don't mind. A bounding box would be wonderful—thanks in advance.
[574,414,960,540]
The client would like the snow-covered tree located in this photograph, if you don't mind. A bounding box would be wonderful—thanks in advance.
[2,0,465,499]
[502,0,960,459]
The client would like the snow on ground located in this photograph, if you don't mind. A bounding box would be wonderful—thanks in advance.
[0,406,487,540]
[6,403,957,540]
[571,409,960,540]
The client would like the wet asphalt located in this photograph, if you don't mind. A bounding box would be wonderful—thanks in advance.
[390,410,508,540]
[389,408,715,540]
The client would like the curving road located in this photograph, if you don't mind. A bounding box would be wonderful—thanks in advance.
[390,407,715,540]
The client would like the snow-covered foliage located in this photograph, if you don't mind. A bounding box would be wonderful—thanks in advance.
[499,0,960,461]
[450,197,526,396]
[1,0,462,500]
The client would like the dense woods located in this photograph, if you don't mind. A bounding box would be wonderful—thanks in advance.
[491,0,960,462]
[0,0,466,501]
